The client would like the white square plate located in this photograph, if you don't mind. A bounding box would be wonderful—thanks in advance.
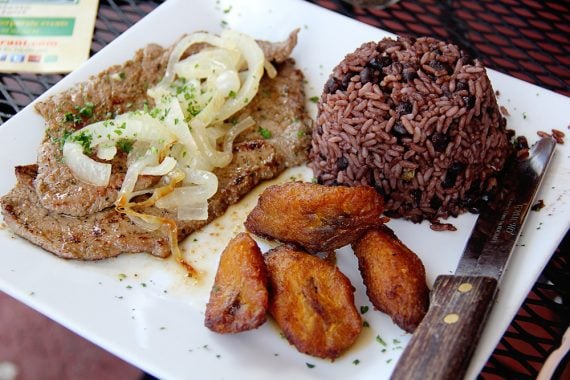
[1,0,569,379]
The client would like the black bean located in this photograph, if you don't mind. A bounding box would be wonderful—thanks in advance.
[391,121,409,137]
[430,196,442,210]
[429,60,445,71]
[448,161,465,175]
[430,59,452,75]
[396,101,413,115]
[442,173,457,189]
[460,53,474,65]
[431,132,450,152]
[500,117,507,129]
[324,77,339,94]
[340,73,353,90]
[455,80,468,92]
[515,136,529,151]
[336,156,349,170]
[359,67,372,84]
[463,95,476,109]
[368,58,382,70]
[369,55,392,70]
[411,189,422,203]
[443,162,464,188]
[402,70,418,82]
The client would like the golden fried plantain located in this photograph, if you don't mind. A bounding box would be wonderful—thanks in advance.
[205,232,268,333]
[265,245,362,359]
[352,226,429,333]
[245,182,384,252]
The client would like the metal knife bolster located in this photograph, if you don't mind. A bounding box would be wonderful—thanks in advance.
[391,138,556,380]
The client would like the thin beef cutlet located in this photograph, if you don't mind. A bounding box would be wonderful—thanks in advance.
[0,32,312,261]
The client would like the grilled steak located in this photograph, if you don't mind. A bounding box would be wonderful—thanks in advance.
[0,32,312,260]
[33,30,300,217]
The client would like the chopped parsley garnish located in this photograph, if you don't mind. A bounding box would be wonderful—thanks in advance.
[297,130,305,138]
[78,102,95,118]
[228,90,237,98]
[64,111,82,124]
[360,305,369,314]
[362,320,370,328]
[353,359,360,365]
[305,363,315,369]
[118,273,127,281]
[72,131,93,155]
[187,103,201,117]
[117,139,134,153]
[258,127,272,139]
[118,72,126,80]
[376,335,387,347]
[223,6,232,13]
[309,96,319,103]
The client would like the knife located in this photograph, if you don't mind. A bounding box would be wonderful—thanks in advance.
[391,137,557,380]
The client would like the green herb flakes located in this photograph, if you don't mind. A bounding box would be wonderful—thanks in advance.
[362,320,370,328]
[376,335,387,346]
[71,131,93,155]
[118,273,127,281]
[309,96,319,103]
[78,102,95,118]
[117,139,134,153]
[306,363,315,369]
[353,359,360,365]
[258,127,272,139]
[360,305,369,314]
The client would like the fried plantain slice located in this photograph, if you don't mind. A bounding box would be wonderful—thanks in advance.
[352,226,429,333]
[205,232,268,333]
[265,245,362,359]
[245,182,384,252]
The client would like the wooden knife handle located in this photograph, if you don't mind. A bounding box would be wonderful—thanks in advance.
[391,275,498,380]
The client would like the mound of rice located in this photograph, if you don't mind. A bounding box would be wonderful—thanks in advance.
[310,36,512,223]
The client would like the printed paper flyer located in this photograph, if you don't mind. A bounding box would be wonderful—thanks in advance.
[0,0,99,73]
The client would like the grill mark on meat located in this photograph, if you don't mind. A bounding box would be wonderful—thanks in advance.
[1,33,312,261]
